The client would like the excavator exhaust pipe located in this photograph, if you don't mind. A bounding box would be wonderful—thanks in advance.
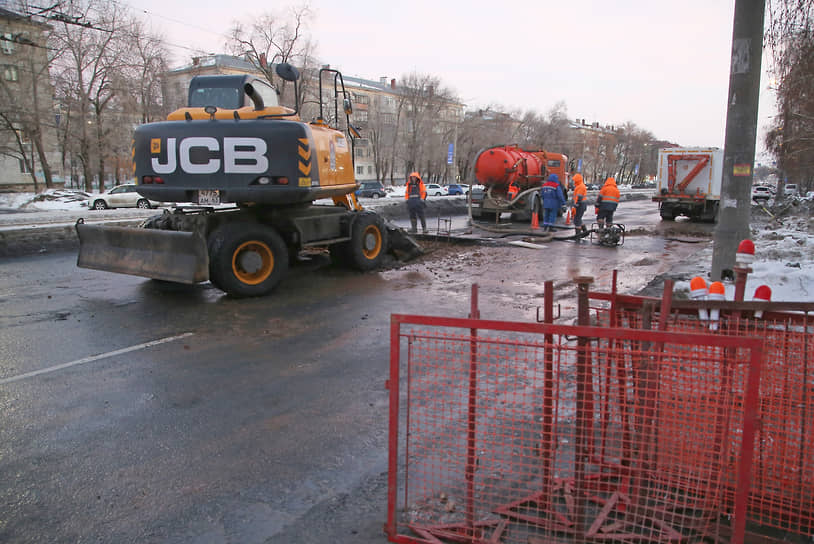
[75,219,209,284]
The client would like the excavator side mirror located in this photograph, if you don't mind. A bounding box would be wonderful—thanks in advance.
[343,97,353,115]
[349,124,361,139]
[275,63,300,82]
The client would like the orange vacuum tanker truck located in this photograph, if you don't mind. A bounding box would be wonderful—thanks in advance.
[469,145,569,222]
[75,64,419,297]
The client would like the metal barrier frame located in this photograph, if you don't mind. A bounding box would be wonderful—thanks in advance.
[385,287,764,544]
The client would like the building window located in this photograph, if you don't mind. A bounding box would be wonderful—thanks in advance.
[1,33,15,55]
[381,113,394,125]
[353,93,369,105]
[355,110,368,123]
[356,165,364,175]
[3,65,18,81]
[367,166,373,175]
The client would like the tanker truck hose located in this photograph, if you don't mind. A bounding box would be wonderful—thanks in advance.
[466,187,580,241]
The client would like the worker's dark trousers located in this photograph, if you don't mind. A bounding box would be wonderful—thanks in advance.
[573,202,587,227]
[407,198,427,233]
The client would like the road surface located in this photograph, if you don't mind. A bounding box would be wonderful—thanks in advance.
[0,198,712,543]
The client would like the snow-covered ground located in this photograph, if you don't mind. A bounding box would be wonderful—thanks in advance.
[672,201,814,303]
[0,188,90,210]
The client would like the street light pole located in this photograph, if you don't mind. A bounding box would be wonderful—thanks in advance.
[711,0,766,281]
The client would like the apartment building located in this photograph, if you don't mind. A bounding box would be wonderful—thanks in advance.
[0,7,60,190]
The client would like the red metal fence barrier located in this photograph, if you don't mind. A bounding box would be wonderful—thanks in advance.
[385,286,765,544]
[590,272,814,540]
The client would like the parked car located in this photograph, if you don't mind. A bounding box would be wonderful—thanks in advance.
[86,184,165,210]
[355,181,387,199]
[425,183,447,196]
[446,184,466,195]
[458,184,470,194]
[751,186,773,202]
[784,183,799,196]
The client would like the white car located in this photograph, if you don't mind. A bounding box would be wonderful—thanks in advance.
[751,186,773,202]
[86,184,165,210]
[425,183,447,196]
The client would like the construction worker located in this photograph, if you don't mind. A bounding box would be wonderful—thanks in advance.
[571,173,588,237]
[595,176,620,229]
[507,181,519,200]
[540,173,566,232]
[404,171,427,234]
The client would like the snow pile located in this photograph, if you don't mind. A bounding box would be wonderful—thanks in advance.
[0,189,89,210]
[674,204,814,303]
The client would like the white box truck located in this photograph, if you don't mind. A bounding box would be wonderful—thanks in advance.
[652,147,722,222]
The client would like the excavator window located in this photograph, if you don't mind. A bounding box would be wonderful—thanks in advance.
[189,86,241,109]
[248,79,279,108]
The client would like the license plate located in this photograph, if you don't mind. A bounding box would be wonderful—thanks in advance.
[197,190,220,205]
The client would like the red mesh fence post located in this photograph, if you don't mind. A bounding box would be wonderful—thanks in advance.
[385,315,402,539]
[465,284,480,533]
[541,280,555,518]
[734,266,750,302]
[575,275,594,535]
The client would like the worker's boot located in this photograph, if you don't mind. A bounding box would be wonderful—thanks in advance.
[421,219,427,234]
[574,226,581,239]
[410,218,418,234]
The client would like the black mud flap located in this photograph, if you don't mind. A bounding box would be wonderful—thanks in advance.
[384,221,423,261]
[76,220,209,284]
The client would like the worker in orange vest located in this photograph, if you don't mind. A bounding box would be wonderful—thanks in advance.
[404,171,427,234]
[571,173,588,238]
[595,177,620,229]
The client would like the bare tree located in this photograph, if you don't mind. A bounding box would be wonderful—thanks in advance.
[396,72,459,181]
[50,0,128,192]
[764,0,814,192]
[227,5,317,111]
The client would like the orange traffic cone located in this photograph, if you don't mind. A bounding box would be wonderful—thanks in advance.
[565,208,572,225]
[531,211,540,230]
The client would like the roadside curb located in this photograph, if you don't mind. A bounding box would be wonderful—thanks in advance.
[0,219,145,258]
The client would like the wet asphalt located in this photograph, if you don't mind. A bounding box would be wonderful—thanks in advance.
[0,194,714,543]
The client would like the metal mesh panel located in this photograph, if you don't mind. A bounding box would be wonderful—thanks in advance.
[386,319,762,544]
[593,298,814,539]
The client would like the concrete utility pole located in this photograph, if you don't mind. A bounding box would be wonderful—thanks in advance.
[710,0,766,281]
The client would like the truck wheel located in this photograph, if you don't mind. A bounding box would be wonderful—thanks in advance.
[341,211,388,271]
[660,206,675,221]
[208,223,288,297]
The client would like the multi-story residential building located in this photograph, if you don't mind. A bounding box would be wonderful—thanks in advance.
[0,7,60,190]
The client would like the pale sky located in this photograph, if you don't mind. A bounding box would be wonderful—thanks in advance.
[127,0,777,156]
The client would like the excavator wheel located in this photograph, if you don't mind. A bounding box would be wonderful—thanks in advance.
[332,211,388,271]
[207,222,289,297]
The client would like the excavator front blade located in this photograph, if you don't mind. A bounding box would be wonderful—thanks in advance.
[75,220,209,284]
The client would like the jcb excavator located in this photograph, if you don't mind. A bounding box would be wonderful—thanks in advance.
[76,64,420,297]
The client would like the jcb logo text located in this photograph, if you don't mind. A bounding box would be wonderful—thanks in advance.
[151,137,268,174]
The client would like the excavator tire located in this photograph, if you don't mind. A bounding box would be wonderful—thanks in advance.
[207,222,289,297]
[332,211,388,271]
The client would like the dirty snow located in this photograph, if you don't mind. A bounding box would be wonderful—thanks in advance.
[0,189,89,210]
[672,201,814,303]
